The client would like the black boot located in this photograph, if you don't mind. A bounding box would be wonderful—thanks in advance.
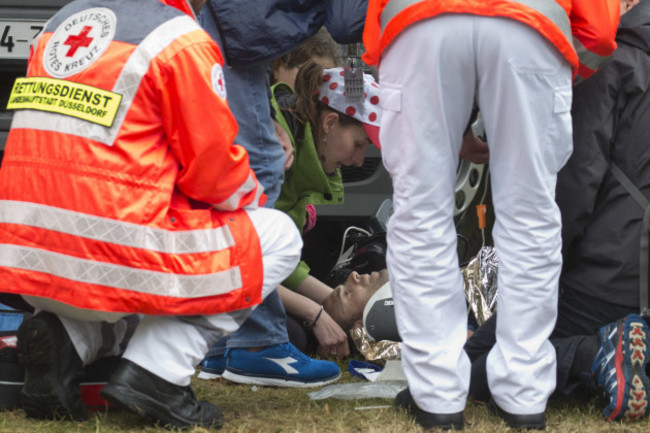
[489,399,546,430]
[395,388,464,430]
[16,311,87,420]
[100,359,223,430]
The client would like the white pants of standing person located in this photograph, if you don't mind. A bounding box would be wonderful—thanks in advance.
[23,207,302,387]
[379,15,572,415]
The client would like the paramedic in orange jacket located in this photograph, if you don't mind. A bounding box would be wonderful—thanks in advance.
[363,0,620,430]
[0,0,301,429]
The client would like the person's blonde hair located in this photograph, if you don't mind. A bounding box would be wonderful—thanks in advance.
[271,27,342,86]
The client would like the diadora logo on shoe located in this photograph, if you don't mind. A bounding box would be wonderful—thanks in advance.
[263,356,299,374]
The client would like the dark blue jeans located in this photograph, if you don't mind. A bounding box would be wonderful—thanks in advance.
[465,288,638,401]
[200,9,289,356]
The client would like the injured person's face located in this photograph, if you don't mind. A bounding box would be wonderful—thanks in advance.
[323,270,389,331]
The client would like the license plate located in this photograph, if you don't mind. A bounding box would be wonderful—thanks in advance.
[0,20,45,60]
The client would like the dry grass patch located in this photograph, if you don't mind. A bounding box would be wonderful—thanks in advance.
[1,365,650,432]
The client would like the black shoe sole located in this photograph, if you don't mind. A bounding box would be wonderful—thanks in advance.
[395,388,464,430]
[489,399,546,430]
[16,314,86,421]
[101,381,223,430]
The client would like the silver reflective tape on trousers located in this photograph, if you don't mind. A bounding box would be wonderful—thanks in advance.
[380,0,573,50]
[0,200,235,254]
[0,244,243,298]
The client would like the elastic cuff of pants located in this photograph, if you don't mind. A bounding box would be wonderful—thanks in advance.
[205,348,227,358]
[491,397,547,416]
[579,371,598,390]
[122,354,191,387]
[226,337,288,350]
[419,399,467,415]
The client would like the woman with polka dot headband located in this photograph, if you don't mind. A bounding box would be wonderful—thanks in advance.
[271,62,381,360]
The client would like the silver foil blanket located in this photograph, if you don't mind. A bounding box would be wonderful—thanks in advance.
[462,245,499,326]
[350,326,401,362]
[352,246,499,361]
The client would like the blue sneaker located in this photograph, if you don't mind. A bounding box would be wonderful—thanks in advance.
[591,314,650,420]
[197,354,227,380]
[222,342,341,388]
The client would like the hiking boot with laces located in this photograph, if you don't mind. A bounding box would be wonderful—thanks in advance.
[592,314,650,420]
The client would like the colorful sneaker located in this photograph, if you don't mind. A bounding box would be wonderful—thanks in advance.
[197,354,226,380]
[222,342,340,388]
[591,314,650,421]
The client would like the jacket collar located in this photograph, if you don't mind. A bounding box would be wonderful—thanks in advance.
[617,0,650,54]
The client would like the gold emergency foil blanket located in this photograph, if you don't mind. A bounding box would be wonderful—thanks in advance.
[351,246,498,361]
[462,246,499,326]
[350,326,401,361]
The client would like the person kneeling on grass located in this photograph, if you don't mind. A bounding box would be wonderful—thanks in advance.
[0,0,301,429]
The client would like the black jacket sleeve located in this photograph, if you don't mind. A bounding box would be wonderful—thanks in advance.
[556,56,625,258]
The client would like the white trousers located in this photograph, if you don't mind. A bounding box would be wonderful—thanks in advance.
[380,15,572,414]
[25,207,302,386]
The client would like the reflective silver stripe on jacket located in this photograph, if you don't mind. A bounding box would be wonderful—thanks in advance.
[573,37,610,72]
[213,172,261,211]
[11,15,199,145]
[380,0,573,49]
[0,244,242,298]
[0,200,235,254]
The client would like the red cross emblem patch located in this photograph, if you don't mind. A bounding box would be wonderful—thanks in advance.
[211,64,227,100]
[44,8,117,78]
[63,26,94,57]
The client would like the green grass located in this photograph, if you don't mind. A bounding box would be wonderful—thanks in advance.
[1,365,650,432]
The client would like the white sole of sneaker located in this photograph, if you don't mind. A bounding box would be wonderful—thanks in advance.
[197,371,222,380]
[222,370,341,388]
[623,321,649,419]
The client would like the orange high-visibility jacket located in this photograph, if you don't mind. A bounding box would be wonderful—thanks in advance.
[363,0,620,82]
[0,0,267,316]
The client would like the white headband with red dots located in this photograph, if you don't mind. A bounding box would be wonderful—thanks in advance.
[318,67,382,149]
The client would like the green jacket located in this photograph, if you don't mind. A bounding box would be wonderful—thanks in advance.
[271,82,344,290]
